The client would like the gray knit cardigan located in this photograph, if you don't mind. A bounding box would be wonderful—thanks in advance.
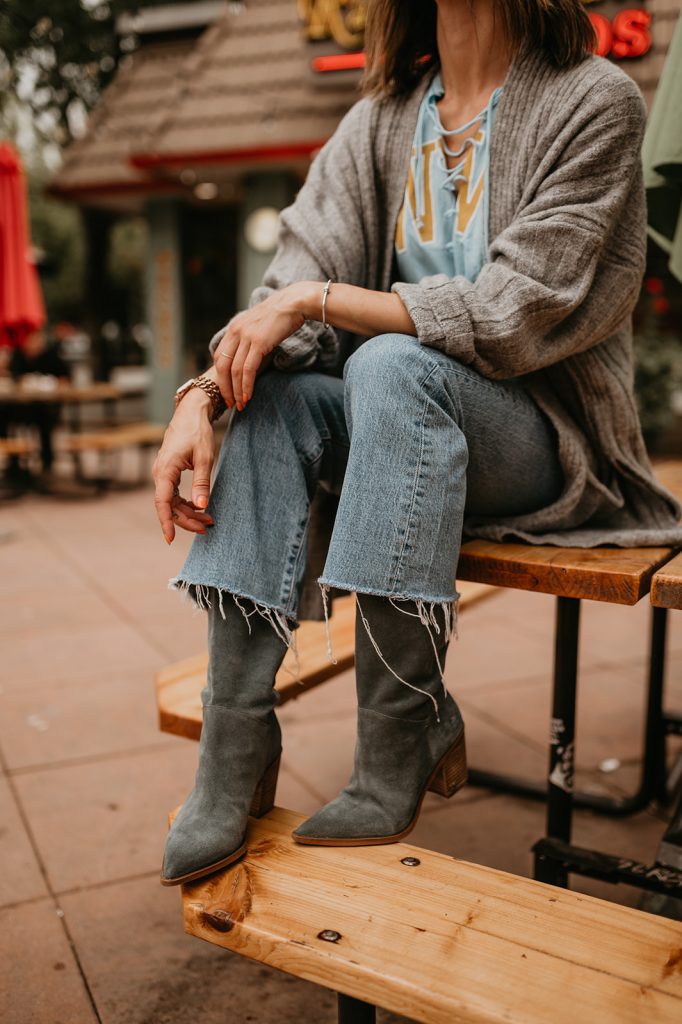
[211,42,682,622]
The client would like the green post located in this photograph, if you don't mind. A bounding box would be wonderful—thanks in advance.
[237,172,296,311]
[145,199,185,423]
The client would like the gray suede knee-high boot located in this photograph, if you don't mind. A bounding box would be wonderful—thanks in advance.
[292,592,466,846]
[161,590,288,885]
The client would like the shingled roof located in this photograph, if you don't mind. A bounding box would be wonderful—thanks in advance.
[131,0,361,172]
[51,0,362,203]
[51,38,194,204]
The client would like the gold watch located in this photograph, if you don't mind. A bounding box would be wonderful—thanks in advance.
[174,375,227,422]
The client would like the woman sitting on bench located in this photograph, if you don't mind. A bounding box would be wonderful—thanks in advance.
[152,0,682,886]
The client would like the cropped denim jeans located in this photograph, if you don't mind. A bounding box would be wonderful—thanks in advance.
[170,333,563,670]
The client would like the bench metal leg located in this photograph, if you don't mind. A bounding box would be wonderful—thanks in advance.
[534,596,580,888]
[469,604,672,817]
[337,993,376,1023]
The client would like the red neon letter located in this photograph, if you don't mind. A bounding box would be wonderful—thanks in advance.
[588,12,612,57]
[611,10,652,59]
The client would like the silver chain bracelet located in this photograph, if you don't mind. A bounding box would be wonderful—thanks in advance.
[321,278,333,329]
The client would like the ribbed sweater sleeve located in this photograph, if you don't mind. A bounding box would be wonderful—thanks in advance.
[391,75,648,380]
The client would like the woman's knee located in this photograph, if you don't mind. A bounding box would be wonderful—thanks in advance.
[343,333,423,387]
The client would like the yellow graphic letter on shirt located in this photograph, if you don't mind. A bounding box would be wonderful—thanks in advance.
[395,141,436,252]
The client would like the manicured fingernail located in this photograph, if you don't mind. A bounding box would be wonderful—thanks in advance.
[165,536,172,545]
[236,402,243,412]
[198,529,206,535]
[196,495,207,508]
[242,393,248,403]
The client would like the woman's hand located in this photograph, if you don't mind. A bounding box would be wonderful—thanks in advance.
[152,389,216,545]
[213,282,317,409]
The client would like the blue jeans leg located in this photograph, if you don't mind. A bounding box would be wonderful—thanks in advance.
[318,332,563,601]
[170,333,562,663]
[169,367,349,642]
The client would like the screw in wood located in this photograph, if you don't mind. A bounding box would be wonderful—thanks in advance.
[401,857,421,867]
[317,929,342,943]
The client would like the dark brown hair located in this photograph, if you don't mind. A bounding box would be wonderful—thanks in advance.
[363,0,597,97]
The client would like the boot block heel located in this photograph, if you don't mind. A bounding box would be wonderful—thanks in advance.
[428,729,467,798]
[250,753,281,818]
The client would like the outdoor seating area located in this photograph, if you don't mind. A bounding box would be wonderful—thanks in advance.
[2,477,682,1023]
[0,374,160,495]
[153,462,682,1023]
[3,1,682,1022]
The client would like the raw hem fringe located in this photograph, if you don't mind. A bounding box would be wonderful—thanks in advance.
[318,580,460,723]
[168,576,303,685]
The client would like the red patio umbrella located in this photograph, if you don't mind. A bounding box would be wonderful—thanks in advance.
[0,142,46,348]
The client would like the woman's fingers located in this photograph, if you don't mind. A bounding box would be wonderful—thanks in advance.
[230,334,254,410]
[214,327,240,407]
[153,469,178,545]
[242,347,263,403]
[191,450,214,510]
[171,497,211,534]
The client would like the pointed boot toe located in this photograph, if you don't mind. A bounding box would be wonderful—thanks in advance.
[160,705,281,886]
[292,702,466,847]
[160,819,247,887]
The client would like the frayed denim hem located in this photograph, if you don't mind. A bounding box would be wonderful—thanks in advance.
[168,575,304,685]
[317,578,460,722]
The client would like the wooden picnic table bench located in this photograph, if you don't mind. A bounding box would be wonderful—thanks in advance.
[159,460,682,1022]
[0,436,38,458]
[173,806,682,1024]
[646,549,682,915]
[454,459,682,891]
[59,421,166,490]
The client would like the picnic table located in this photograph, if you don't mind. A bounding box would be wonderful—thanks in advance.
[0,377,160,491]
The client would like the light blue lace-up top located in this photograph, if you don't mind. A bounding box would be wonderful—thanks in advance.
[395,71,504,284]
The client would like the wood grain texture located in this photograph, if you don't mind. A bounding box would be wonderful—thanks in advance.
[457,541,675,604]
[651,551,682,611]
[177,806,682,1024]
[457,460,682,605]
[157,583,496,741]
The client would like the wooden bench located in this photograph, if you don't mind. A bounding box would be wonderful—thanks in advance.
[647,549,682,914]
[0,436,38,458]
[160,463,682,1022]
[453,460,682,890]
[652,551,682,611]
[60,421,166,490]
[173,806,682,1024]
[61,421,166,453]
[157,582,497,741]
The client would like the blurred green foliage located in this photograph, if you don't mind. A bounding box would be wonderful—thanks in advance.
[0,0,183,143]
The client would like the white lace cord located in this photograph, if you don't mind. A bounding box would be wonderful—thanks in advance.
[388,596,451,701]
[319,582,337,665]
[355,593,440,721]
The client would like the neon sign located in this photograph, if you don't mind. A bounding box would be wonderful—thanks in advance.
[301,1,652,68]
[584,3,652,58]
[298,0,366,49]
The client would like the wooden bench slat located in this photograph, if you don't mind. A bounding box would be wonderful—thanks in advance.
[457,540,674,605]
[456,461,682,604]
[61,422,166,452]
[178,807,682,1024]
[651,550,682,610]
[157,583,497,741]
[0,437,37,456]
